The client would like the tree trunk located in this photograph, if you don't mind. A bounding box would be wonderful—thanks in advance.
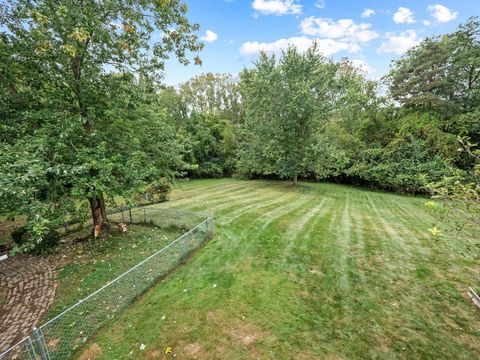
[293,173,298,185]
[89,193,107,239]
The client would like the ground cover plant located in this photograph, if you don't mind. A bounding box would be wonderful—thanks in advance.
[78,179,480,359]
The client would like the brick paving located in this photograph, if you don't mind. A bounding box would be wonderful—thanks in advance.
[0,255,57,353]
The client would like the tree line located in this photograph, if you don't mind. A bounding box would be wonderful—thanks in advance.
[172,17,479,194]
[0,0,478,252]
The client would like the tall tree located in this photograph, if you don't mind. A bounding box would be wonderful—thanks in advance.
[238,45,337,183]
[0,0,202,246]
[179,73,242,122]
[386,17,480,116]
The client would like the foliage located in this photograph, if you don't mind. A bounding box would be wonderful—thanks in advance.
[0,0,202,251]
[10,226,27,245]
[238,46,338,182]
[179,73,242,123]
[428,137,480,251]
[180,113,237,177]
[385,17,480,116]
[134,178,173,204]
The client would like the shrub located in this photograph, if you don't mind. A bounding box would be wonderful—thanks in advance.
[11,226,28,245]
[33,229,60,254]
[134,178,172,205]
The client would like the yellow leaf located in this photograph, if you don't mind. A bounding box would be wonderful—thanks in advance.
[62,44,76,57]
[424,201,437,209]
[165,346,172,354]
[428,227,441,237]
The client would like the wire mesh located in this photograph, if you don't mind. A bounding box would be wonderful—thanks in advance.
[0,206,214,360]
[0,337,37,360]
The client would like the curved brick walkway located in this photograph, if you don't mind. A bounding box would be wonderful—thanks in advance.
[0,255,57,353]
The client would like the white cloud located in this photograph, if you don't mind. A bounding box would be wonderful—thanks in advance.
[240,36,360,57]
[362,8,375,18]
[300,17,378,43]
[423,19,432,26]
[251,0,302,16]
[350,59,376,75]
[315,0,326,9]
[427,4,458,23]
[377,30,421,54]
[393,7,415,24]
[201,30,218,43]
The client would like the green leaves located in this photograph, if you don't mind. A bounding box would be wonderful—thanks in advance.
[0,0,201,251]
[238,45,344,181]
[386,17,480,116]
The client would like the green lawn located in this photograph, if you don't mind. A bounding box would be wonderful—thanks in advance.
[77,179,480,359]
[47,225,183,319]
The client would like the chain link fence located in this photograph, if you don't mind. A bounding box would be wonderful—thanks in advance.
[0,337,37,360]
[0,206,214,360]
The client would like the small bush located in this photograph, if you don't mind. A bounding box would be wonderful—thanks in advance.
[11,226,28,245]
[33,229,60,254]
[135,178,172,205]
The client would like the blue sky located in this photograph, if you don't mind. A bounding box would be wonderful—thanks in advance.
[163,0,480,86]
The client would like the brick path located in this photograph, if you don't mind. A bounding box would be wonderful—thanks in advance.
[0,255,57,353]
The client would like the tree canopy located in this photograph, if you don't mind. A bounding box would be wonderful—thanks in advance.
[0,0,202,248]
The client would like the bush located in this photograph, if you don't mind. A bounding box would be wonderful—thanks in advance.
[134,178,172,205]
[146,178,172,202]
[11,226,60,254]
[33,229,60,254]
[11,226,28,245]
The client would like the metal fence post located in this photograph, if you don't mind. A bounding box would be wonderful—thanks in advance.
[32,327,49,360]
[183,236,189,258]
[143,208,147,224]
[129,208,133,224]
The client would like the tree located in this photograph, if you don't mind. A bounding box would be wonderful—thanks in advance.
[238,45,337,183]
[179,73,242,123]
[386,17,480,116]
[180,113,237,177]
[0,0,202,247]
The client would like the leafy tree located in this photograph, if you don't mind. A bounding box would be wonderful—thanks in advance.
[386,17,480,116]
[0,0,202,248]
[238,46,337,183]
[181,113,236,177]
[179,73,242,123]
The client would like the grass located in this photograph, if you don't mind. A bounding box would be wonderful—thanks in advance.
[46,224,183,319]
[69,179,479,359]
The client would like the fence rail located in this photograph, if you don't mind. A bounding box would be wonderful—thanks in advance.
[0,206,214,360]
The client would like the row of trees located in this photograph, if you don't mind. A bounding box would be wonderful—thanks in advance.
[179,18,480,193]
[173,18,478,194]
[1,0,478,252]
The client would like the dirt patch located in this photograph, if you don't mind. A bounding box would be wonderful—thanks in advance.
[146,349,162,359]
[0,217,25,248]
[78,343,102,360]
[228,321,271,347]
[183,342,205,358]
[201,310,277,358]
[309,266,323,276]
[47,338,60,348]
